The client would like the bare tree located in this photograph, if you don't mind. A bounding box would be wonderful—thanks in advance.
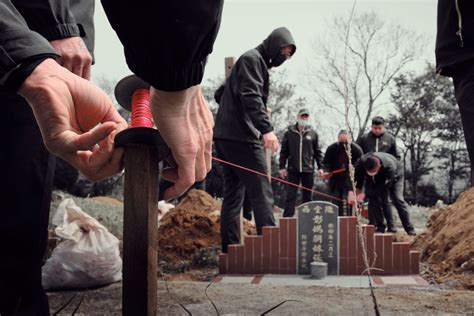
[268,69,305,132]
[307,11,425,140]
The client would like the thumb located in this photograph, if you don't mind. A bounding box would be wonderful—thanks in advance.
[73,122,117,151]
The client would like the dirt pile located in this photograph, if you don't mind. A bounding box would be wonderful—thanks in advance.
[413,188,474,290]
[158,189,222,263]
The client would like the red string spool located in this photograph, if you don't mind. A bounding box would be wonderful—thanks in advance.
[130,88,153,128]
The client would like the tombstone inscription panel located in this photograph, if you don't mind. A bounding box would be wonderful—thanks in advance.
[296,201,339,275]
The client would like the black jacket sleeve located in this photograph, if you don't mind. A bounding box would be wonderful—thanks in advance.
[389,136,401,160]
[321,144,333,172]
[356,135,366,154]
[354,159,366,190]
[352,143,364,163]
[0,0,59,91]
[237,57,273,135]
[279,130,289,169]
[12,0,81,41]
[214,84,225,104]
[101,0,224,92]
[312,130,323,169]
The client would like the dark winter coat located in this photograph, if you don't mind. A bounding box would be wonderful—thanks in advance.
[436,0,474,77]
[0,0,223,92]
[357,131,400,160]
[213,27,296,144]
[322,142,363,190]
[354,152,402,195]
[101,0,224,91]
[279,123,323,173]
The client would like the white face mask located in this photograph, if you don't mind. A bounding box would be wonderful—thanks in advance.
[297,119,308,127]
[367,170,378,177]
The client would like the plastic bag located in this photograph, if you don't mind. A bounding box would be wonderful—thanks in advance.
[42,198,122,290]
[158,200,175,221]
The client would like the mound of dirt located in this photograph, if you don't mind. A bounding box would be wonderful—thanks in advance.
[158,189,222,263]
[413,188,474,290]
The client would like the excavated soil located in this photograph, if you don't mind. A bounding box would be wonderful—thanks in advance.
[157,189,256,270]
[157,189,222,263]
[413,187,474,290]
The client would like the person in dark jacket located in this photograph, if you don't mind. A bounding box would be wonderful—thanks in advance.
[436,0,474,185]
[279,108,323,217]
[357,116,400,232]
[353,152,416,235]
[214,27,296,252]
[0,1,101,314]
[0,0,223,314]
[357,116,400,159]
[321,130,363,216]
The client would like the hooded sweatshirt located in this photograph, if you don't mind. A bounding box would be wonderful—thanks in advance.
[214,27,296,144]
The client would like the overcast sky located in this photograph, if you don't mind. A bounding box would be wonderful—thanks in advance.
[91,0,438,136]
[92,0,437,80]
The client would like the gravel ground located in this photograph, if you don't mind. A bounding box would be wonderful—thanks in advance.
[48,281,474,315]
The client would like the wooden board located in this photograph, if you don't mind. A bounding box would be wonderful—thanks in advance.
[122,144,159,315]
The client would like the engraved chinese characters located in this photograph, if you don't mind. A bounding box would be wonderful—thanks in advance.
[296,201,339,275]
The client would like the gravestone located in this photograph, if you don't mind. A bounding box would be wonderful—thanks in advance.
[296,201,339,275]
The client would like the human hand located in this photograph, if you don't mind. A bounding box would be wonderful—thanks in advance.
[150,85,213,200]
[18,58,127,181]
[50,36,92,80]
[263,131,279,154]
[356,193,366,203]
[279,169,288,179]
[348,191,356,205]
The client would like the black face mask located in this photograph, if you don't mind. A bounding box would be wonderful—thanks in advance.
[271,54,287,68]
[338,141,348,146]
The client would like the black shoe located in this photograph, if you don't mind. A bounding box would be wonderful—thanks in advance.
[406,229,416,236]
[387,226,398,233]
[375,228,385,233]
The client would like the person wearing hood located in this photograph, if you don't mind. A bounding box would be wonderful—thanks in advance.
[279,109,323,217]
[321,130,363,216]
[214,27,296,252]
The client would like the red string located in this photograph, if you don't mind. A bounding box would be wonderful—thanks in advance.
[211,156,344,202]
[125,88,344,203]
[131,89,153,128]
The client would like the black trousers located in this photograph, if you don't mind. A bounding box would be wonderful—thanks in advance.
[453,65,474,185]
[242,189,252,221]
[283,171,314,217]
[368,197,395,230]
[215,140,276,253]
[330,186,349,216]
[0,93,54,315]
[366,183,394,232]
[382,175,414,232]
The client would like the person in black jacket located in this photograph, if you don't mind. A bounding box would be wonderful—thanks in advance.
[0,0,223,314]
[353,152,416,235]
[357,116,400,232]
[436,0,474,186]
[0,1,106,314]
[279,108,323,217]
[357,116,400,159]
[214,27,296,252]
[321,130,363,216]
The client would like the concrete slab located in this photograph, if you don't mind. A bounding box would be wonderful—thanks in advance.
[219,276,255,284]
[380,276,420,285]
[216,275,430,288]
[259,275,371,288]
